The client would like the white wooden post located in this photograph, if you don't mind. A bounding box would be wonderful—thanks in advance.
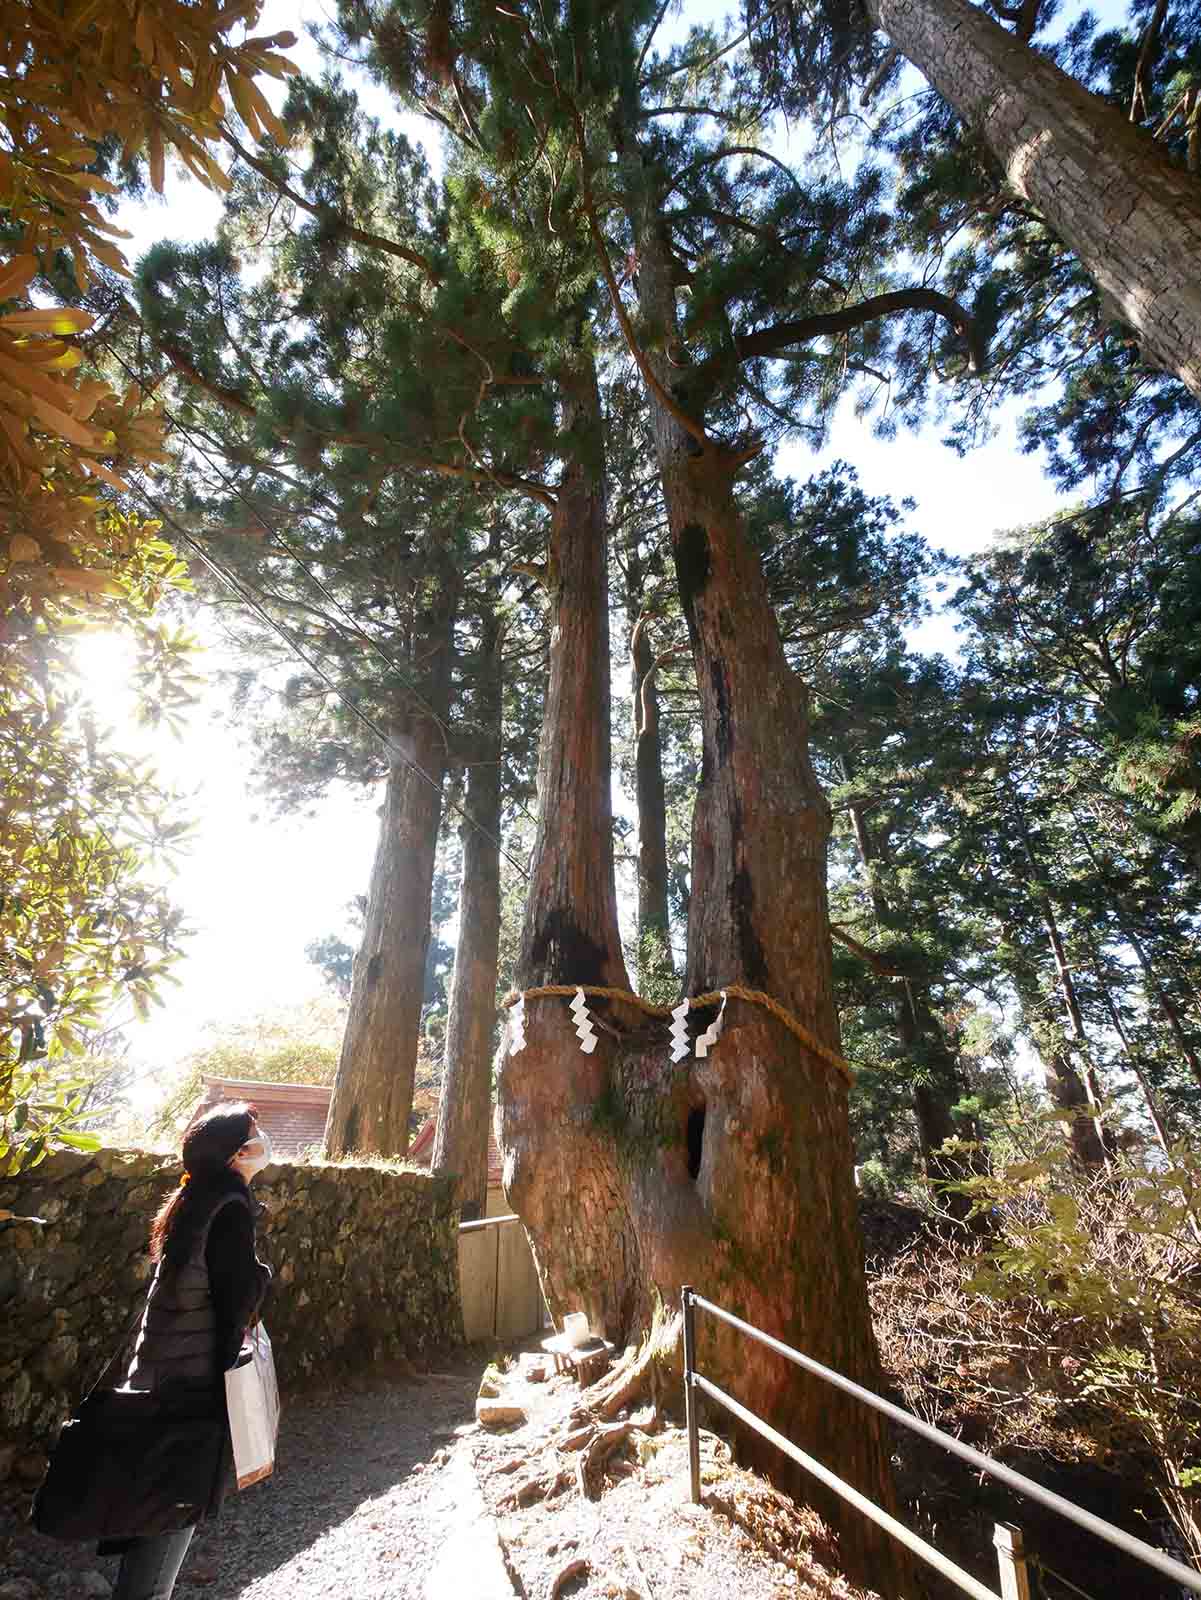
[994,1523,1033,1600]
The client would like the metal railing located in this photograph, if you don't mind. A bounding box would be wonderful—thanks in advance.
[681,1286,1201,1600]
[457,1211,522,1234]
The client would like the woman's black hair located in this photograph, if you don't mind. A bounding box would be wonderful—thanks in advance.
[149,1101,258,1265]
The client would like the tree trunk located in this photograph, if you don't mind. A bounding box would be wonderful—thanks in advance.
[1011,966,1110,1169]
[1036,896,1115,1162]
[1071,815,1201,1091]
[1012,813,1113,1164]
[433,610,504,1219]
[514,362,630,996]
[630,606,674,987]
[563,161,903,1592]
[865,0,1201,398]
[1046,1047,1111,1168]
[847,795,981,1214]
[497,351,644,1325]
[896,987,982,1219]
[1095,968,1173,1156]
[324,580,456,1158]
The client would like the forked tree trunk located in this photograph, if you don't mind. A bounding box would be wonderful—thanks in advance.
[865,0,1201,398]
[433,611,504,1219]
[513,161,905,1591]
[324,578,456,1158]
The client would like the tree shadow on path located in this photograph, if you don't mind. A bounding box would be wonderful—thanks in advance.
[172,1349,494,1599]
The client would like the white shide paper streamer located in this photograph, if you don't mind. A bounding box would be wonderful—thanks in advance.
[695,990,727,1058]
[509,992,527,1055]
[570,986,599,1054]
[669,999,691,1063]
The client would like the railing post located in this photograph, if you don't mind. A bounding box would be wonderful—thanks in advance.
[681,1285,701,1504]
[994,1523,1032,1600]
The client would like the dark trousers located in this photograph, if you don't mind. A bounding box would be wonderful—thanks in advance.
[112,1526,196,1600]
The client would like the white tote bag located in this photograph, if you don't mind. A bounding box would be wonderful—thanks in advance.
[224,1324,280,1489]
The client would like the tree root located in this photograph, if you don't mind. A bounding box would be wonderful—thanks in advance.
[582,1310,682,1422]
[576,1420,634,1499]
[549,1556,589,1597]
[503,1313,684,1512]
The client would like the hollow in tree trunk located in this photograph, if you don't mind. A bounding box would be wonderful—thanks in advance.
[499,237,908,1594]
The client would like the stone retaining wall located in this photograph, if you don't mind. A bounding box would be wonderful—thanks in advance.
[0,1147,463,1482]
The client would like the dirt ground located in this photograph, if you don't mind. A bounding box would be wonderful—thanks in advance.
[462,1347,876,1600]
[0,1344,876,1600]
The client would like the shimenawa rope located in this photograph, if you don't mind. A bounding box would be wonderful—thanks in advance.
[500,983,853,1084]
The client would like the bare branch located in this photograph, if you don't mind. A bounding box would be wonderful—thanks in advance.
[1130,0,1169,122]
[634,0,673,83]
[663,143,804,200]
[220,126,442,287]
[711,286,986,378]
[859,47,900,107]
[640,104,746,125]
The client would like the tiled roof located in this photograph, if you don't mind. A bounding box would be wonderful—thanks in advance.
[188,1076,504,1184]
[188,1076,331,1158]
[409,1114,504,1189]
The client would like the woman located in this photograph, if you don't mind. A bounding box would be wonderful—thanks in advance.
[106,1101,273,1600]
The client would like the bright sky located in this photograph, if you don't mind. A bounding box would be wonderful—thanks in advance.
[86,0,1129,1105]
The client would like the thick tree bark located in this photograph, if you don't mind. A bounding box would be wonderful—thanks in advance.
[497,352,645,1327]
[433,611,504,1219]
[324,580,456,1158]
[558,160,905,1592]
[515,363,630,996]
[630,606,674,985]
[864,0,1201,398]
[496,326,906,1590]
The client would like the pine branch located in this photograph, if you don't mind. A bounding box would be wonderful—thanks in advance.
[699,286,987,381]
[569,105,712,450]
[154,336,259,417]
[830,923,907,977]
[859,48,900,107]
[634,0,674,83]
[220,126,443,287]
[640,103,747,125]
[642,0,794,86]
[664,143,804,198]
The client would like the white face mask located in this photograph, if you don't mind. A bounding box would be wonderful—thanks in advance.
[230,1127,272,1180]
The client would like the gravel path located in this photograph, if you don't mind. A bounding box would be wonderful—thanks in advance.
[3,1348,867,1600]
[1,1353,492,1600]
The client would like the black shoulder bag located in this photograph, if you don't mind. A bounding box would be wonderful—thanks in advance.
[31,1305,226,1541]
